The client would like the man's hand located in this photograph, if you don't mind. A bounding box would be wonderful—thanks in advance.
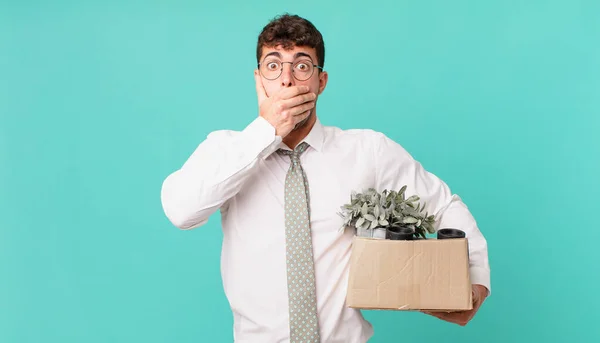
[422,284,489,326]
[254,72,316,138]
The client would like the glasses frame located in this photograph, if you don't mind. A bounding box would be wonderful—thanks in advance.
[257,59,324,81]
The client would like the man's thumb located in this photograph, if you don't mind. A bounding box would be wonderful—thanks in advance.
[472,289,480,304]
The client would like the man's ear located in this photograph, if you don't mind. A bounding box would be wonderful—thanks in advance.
[318,71,328,95]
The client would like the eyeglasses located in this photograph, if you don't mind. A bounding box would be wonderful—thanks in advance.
[258,59,323,81]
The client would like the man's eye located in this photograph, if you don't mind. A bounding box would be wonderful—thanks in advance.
[267,62,280,70]
[296,63,308,70]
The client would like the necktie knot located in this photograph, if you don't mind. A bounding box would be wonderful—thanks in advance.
[278,142,310,161]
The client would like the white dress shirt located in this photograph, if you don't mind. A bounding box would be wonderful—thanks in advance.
[160,116,491,343]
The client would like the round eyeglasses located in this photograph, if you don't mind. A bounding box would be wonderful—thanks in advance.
[258,59,323,81]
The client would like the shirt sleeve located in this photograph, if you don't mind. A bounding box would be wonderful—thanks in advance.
[373,132,491,295]
[160,116,282,230]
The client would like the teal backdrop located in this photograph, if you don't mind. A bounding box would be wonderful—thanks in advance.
[1,0,599,342]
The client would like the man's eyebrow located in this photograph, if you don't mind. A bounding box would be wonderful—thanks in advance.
[263,51,282,60]
[262,51,314,61]
[294,52,313,60]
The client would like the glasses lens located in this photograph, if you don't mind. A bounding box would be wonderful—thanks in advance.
[260,60,281,80]
[293,60,314,81]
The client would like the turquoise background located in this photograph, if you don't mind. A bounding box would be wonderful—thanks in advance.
[1,0,599,342]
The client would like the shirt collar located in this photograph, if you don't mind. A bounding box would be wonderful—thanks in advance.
[278,117,325,153]
[302,117,324,152]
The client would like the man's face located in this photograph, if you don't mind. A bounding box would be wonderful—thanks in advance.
[256,44,328,104]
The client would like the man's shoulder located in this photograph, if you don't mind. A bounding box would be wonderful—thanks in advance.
[320,123,411,158]
[322,123,391,144]
[204,117,275,140]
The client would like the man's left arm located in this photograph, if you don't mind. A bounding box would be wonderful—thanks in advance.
[372,132,491,325]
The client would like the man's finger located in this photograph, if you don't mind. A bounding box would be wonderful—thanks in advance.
[281,92,316,109]
[288,101,315,117]
[472,290,479,304]
[423,311,449,321]
[278,85,310,100]
[423,310,466,323]
[254,71,268,104]
[293,110,312,128]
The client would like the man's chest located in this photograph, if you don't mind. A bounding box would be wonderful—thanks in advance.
[228,153,376,238]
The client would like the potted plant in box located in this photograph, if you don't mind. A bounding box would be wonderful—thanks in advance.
[338,188,390,239]
[384,185,436,240]
[338,186,437,240]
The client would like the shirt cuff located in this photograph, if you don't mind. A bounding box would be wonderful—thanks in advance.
[242,116,283,160]
[469,266,491,296]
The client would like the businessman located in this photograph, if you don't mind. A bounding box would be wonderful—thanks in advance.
[161,13,491,343]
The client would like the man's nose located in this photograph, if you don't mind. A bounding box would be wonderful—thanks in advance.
[280,63,295,87]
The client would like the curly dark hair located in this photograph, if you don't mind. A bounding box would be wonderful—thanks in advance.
[256,14,325,69]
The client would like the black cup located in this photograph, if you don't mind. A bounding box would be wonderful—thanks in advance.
[386,226,415,240]
[437,228,466,239]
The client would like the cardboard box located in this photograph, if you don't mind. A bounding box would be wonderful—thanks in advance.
[346,236,473,311]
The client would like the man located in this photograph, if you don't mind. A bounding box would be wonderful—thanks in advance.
[161,13,490,343]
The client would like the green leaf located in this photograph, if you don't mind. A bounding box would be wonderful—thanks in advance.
[360,220,370,230]
[423,222,435,233]
[407,195,419,202]
[403,207,420,218]
[374,205,380,218]
[369,219,378,229]
[403,216,418,224]
[361,202,368,215]
[364,214,376,221]
[356,217,365,228]
[399,185,407,196]
[379,219,389,226]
